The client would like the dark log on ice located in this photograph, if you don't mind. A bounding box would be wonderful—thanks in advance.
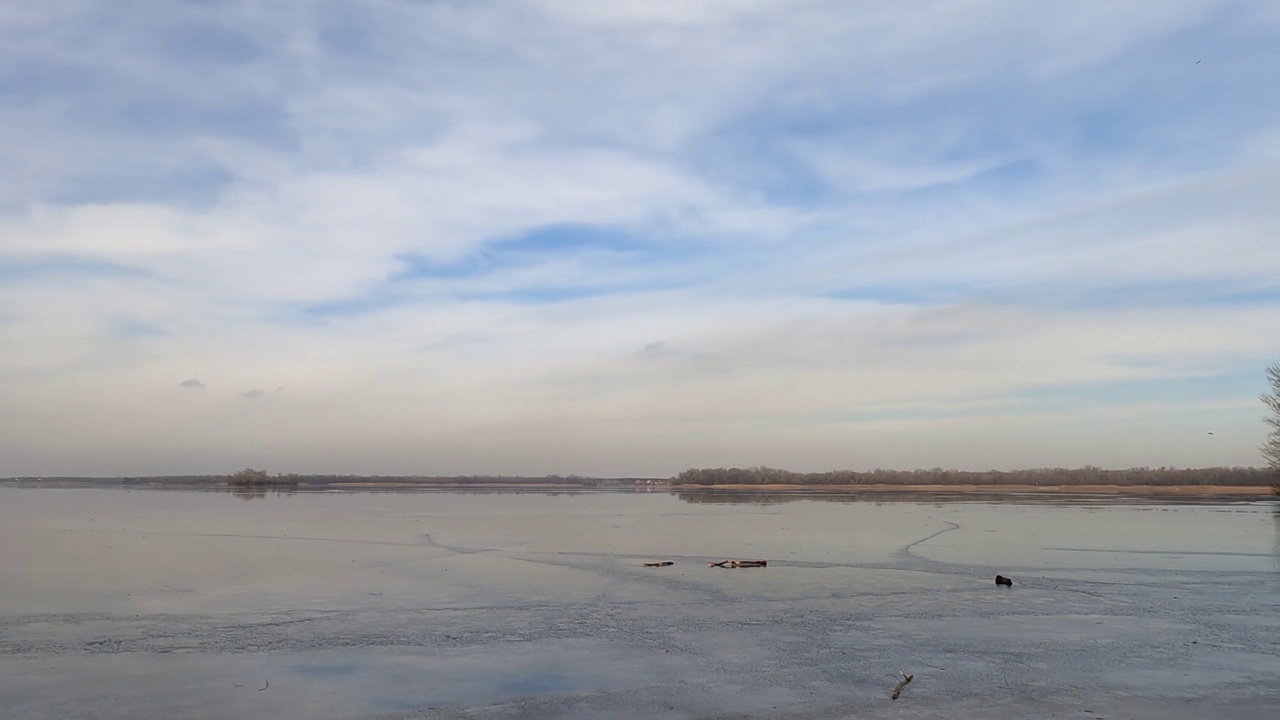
[643,561,675,567]
[995,574,1013,586]
[708,559,768,568]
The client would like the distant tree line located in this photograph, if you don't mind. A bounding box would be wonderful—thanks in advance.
[221,473,635,488]
[293,474,614,486]
[6,466,1272,490]
[227,468,301,487]
[0,474,643,488]
[671,465,1276,487]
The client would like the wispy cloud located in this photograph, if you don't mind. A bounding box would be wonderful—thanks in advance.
[1,1,1278,475]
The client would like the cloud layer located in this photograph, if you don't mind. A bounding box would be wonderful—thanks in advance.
[2,1,1279,475]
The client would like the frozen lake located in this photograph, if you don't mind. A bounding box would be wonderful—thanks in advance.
[1,487,1277,719]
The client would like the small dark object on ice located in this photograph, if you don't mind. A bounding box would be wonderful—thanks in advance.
[709,559,768,568]
[643,561,674,567]
[995,574,1013,586]
[258,680,269,691]
[891,671,914,699]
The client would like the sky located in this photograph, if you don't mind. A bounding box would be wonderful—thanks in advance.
[2,0,1279,477]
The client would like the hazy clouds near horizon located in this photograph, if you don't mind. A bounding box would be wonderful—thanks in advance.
[2,1,1279,477]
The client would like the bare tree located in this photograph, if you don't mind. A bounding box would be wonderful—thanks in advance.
[1263,363,1280,474]
[228,468,271,486]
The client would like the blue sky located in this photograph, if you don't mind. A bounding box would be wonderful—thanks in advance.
[2,0,1279,476]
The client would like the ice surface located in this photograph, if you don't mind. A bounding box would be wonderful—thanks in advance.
[1,488,1276,719]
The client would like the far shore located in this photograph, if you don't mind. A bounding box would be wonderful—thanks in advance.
[2,478,1275,497]
[325,481,587,489]
[671,483,1276,495]
[304,481,1277,496]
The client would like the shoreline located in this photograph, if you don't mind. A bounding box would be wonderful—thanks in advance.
[670,483,1276,495]
[1,480,1275,496]
[325,481,586,489]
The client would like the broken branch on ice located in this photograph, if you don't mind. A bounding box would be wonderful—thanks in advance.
[891,671,913,700]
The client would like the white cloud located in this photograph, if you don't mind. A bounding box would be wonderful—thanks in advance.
[1,1,1278,475]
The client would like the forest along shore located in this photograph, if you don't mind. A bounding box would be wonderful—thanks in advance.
[1,480,1276,497]
[669,483,1277,495]
[2,464,1276,495]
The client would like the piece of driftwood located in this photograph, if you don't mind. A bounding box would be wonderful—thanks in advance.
[258,679,270,692]
[643,561,675,567]
[708,559,768,568]
[995,574,1013,586]
[890,671,913,700]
